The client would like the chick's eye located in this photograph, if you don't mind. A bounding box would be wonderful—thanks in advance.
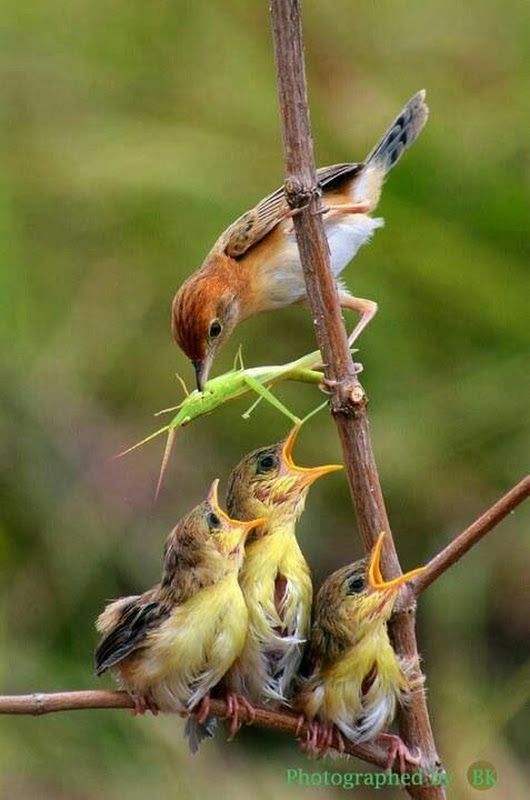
[256,452,277,474]
[346,575,365,595]
[206,511,221,530]
[209,320,222,339]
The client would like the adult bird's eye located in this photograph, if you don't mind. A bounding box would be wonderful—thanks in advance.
[206,511,221,530]
[209,320,222,339]
[346,575,365,595]
[256,452,277,474]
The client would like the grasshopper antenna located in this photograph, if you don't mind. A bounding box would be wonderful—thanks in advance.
[113,425,169,459]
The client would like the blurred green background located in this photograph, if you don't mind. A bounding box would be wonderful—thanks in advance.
[1,0,529,798]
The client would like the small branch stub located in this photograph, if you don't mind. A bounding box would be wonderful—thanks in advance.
[284,176,319,209]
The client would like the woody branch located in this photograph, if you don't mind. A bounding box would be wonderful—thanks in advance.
[268,0,529,788]
[269,1,432,797]
[0,691,388,767]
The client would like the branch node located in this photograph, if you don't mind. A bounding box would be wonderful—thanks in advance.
[284,176,320,209]
[33,693,45,716]
[329,380,367,417]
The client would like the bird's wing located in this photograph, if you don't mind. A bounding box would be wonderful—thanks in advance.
[316,162,364,189]
[222,162,363,258]
[94,599,171,675]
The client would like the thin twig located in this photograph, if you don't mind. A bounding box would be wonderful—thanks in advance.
[269,2,443,797]
[412,475,530,597]
[0,690,388,767]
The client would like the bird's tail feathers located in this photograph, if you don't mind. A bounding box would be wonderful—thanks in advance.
[184,715,218,754]
[365,90,429,176]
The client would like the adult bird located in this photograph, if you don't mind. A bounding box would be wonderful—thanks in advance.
[172,91,428,390]
[295,532,426,769]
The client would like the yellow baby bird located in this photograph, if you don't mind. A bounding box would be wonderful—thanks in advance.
[224,425,342,724]
[94,481,265,744]
[296,533,426,770]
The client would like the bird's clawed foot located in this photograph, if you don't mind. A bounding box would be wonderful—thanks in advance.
[224,692,256,740]
[378,733,422,773]
[319,362,363,394]
[312,200,370,217]
[131,692,159,716]
[192,693,211,725]
[296,716,345,757]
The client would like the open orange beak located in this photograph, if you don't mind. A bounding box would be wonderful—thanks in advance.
[280,424,343,485]
[368,532,426,592]
[207,479,266,538]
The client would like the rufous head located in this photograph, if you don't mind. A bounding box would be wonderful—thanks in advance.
[226,424,343,530]
[171,273,240,391]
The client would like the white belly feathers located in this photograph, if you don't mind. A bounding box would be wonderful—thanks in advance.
[262,214,384,308]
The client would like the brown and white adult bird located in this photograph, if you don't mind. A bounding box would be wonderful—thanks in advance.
[172,91,428,390]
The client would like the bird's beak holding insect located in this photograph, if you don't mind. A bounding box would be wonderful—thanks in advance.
[193,344,218,392]
[368,532,426,595]
[280,424,343,486]
[192,359,207,392]
[207,479,266,557]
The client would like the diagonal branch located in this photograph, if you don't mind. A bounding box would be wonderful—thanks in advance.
[269,1,443,797]
[412,475,530,597]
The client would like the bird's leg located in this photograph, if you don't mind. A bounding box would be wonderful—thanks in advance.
[194,693,211,725]
[316,721,345,757]
[338,290,378,347]
[223,692,257,740]
[296,717,344,757]
[313,199,370,216]
[316,721,333,754]
[306,721,321,752]
[326,723,345,755]
[378,733,422,773]
[317,361,364,393]
[295,715,318,752]
[315,291,376,390]
[130,692,159,717]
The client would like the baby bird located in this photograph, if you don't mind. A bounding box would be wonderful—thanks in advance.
[224,424,342,718]
[296,532,426,770]
[172,91,428,389]
[94,480,265,740]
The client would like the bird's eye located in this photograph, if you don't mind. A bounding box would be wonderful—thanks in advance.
[209,320,222,339]
[346,575,365,595]
[256,452,277,474]
[206,511,221,530]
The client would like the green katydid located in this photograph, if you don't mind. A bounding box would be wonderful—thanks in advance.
[117,347,344,498]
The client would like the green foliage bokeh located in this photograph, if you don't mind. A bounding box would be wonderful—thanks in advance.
[0,1,528,798]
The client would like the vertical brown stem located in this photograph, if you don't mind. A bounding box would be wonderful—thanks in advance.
[269,1,444,796]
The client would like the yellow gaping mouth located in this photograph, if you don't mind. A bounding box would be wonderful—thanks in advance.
[368,532,426,592]
[207,479,266,535]
[281,424,343,485]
